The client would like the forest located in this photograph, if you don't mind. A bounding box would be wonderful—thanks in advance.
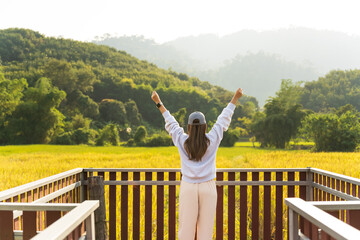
[0,28,256,146]
[1,28,360,151]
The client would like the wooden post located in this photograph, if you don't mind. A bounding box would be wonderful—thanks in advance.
[88,176,108,240]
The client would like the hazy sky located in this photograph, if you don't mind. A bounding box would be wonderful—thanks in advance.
[1,0,360,43]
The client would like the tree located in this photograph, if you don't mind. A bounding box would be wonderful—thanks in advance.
[44,59,98,94]
[6,78,66,144]
[301,108,360,152]
[66,90,99,118]
[134,126,147,144]
[99,99,127,124]
[250,80,307,148]
[0,72,27,119]
[96,124,120,146]
[125,100,141,125]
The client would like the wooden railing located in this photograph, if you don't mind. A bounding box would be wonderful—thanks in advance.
[286,198,360,240]
[0,168,84,239]
[83,168,310,239]
[289,168,360,239]
[1,167,360,239]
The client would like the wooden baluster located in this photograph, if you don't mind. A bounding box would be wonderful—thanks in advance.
[252,172,259,240]
[109,172,117,239]
[216,172,224,240]
[157,172,164,240]
[145,172,152,240]
[275,172,283,240]
[121,172,128,240]
[169,172,176,240]
[133,172,140,240]
[263,172,271,240]
[240,172,247,240]
[228,172,235,240]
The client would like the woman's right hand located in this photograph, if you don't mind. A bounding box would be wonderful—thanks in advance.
[230,88,243,104]
[151,91,161,104]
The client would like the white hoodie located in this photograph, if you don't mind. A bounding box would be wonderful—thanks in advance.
[162,103,236,183]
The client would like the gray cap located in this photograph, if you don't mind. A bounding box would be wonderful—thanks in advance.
[188,111,206,125]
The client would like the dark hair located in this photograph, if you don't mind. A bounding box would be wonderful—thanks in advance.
[184,119,210,161]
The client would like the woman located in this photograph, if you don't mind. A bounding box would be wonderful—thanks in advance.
[151,88,243,239]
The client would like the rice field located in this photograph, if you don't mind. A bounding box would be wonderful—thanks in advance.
[1,143,360,191]
[1,143,360,239]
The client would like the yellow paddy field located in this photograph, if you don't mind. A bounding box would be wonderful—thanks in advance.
[1,143,359,191]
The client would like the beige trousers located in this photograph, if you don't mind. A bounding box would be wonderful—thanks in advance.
[178,179,217,240]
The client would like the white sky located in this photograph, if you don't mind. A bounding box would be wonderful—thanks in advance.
[1,0,360,43]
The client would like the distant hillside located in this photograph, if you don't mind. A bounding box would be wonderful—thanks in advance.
[95,29,331,105]
[197,52,318,105]
[0,28,256,132]
[167,28,360,74]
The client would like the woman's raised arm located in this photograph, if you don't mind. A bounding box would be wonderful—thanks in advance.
[151,91,167,114]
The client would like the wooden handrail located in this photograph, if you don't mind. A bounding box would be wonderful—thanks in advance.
[31,200,99,240]
[311,168,360,186]
[285,198,360,240]
[0,168,83,201]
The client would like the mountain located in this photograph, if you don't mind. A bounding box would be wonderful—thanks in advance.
[97,28,348,105]
[166,28,360,74]
[0,28,256,132]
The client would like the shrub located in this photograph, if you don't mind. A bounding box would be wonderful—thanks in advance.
[145,132,172,147]
[301,110,360,152]
[220,129,241,147]
[96,124,120,146]
[52,132,73,145]
[134,126,147,143]
[72,128,97,145]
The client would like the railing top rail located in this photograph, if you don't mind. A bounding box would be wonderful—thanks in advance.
[310,168,360,186]
[83,167,309,173]
[285,198,360,240]
[310,201,360,211]
[0,168,83,201]
[31,200,99,240]
[0,202,80,211]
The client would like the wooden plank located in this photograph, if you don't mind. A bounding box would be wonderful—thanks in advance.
[263,172,271,240]
[228,172,235,240]
[145,172,152,240]
[13,195,20,230]
[327,176,331,201]
[252,172,259,240]
[349,210,360,231]
[0,210,13,240]
[216,172,223,240]
[299,171,306,233]
[169,172,176,240]
[23,211,37,240]
[46,211,61,227]
[287,172,295,240]
[341,180,345,221]
[133,172,140,240]
[275,172,283,240]
[314,173,318,201]
[322,175,327,201]
[83,172,88,201]
[346,182,351,223]
[240,172,247,240]
[157,172,164,240]
[109,172,116,240]
[121,172,128,240]
[318,174,323,201]
[311,223,319,240]
[331,178,335,201]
